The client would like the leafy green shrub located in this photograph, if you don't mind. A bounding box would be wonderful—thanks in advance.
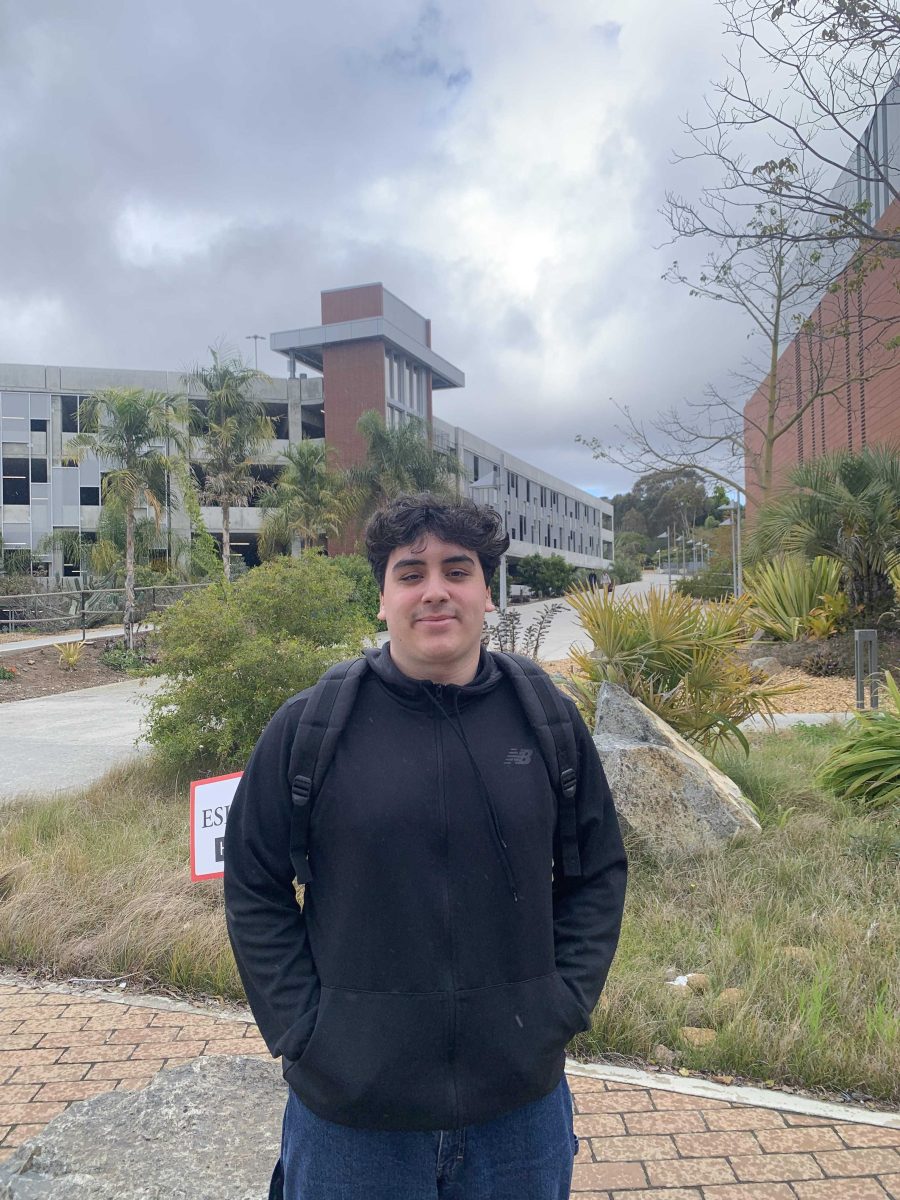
[144,555,372,774]
[100,636,156,673]
[0,664,16,682]
[817,672,900,811]
[610,556,642,585]
[565,587,798,752]
[516,553,577,598]
[330,553,383,628]
[675,564,733,600]
[744,555,843,641]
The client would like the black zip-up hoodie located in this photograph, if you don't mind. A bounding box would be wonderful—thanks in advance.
[224,645,627,1132]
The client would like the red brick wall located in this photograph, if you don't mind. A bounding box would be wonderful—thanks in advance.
[322,340,386,470]
[744,198,900,516]
[321,284,384,325]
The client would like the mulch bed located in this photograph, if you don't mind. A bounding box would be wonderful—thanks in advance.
[0,640,130,703]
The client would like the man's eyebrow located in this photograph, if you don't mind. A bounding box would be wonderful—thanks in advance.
[391,554,477,572]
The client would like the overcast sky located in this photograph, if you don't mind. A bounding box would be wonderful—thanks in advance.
[1,0,789,498]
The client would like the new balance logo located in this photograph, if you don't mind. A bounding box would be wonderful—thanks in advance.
[504,748,534,766]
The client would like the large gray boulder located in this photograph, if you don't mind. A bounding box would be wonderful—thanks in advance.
[593,681,760,853]
[0,1056,285,1200]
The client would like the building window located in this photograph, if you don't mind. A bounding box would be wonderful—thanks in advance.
[602,513,612,530]
[525,480,531,503]
[80,486,100,506]
[602,540,613,558]
[519,515,527,540]
[61,395,79,433]
[30,418,47,432]
[540,486,547,507]
[2,457,29,504]
[31,459,48,484]
[269,405,289,439]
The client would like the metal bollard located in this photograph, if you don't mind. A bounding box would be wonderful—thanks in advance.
[854,629,879,711]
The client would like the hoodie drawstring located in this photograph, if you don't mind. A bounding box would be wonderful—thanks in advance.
[424,687,519,903]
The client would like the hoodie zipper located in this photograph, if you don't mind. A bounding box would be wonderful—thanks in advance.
[434,686,460,1127]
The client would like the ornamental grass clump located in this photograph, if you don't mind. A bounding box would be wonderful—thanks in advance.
[817,672,900,812]
[566,587,797,752]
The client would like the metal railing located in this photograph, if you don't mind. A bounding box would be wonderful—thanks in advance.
[0,583,209,639]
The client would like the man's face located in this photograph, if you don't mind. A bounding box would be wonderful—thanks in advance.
[378,535,495,684]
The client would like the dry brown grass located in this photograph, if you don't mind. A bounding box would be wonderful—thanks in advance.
[0,759,240,997]
[0,730,896,1103]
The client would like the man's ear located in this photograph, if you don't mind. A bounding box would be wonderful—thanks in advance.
[378,593,386,621]
[484,586,495,614]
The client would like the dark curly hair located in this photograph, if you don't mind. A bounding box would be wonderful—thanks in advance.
[364,493,510,589]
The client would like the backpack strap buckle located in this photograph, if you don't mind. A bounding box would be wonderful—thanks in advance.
[289,775,314,883]
[559,767,577,801]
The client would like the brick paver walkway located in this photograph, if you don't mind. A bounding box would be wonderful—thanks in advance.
[0,979,897,1197]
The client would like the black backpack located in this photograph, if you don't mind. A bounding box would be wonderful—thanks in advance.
[287,652,583,888]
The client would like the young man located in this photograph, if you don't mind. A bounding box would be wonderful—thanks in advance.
[224,494,627,1200]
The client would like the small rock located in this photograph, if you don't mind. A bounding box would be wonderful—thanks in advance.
[751,656,784,676]
[679,1026,717,1048]
[650,1043,679,1068]
[781,946,816,968]
[26,659,35,666]
[686,973,710,994]
[712,1074,735,1085]
[713,987,745,1009]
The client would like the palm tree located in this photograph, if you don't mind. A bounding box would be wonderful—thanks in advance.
[258,440,350,557]
[69,388,187,649]
[185,347,274,581]
[347,410,463,522]
[748,445,900,625]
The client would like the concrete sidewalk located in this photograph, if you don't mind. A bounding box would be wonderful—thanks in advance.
[0,625,131,655]
[0,976,896,1195]
[0,679,161,803]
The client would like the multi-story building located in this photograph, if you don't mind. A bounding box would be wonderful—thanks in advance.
[0,284,612,576]
[743,83,900,514]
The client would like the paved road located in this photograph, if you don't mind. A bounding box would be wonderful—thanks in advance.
[376,571,673,661]
[485,571,671,661]
[0,679,160,804]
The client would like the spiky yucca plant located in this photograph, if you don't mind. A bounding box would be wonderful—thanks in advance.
[744,554,843,641]
[566,587,798,752]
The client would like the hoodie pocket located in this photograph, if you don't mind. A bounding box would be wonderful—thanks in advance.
[455,972,586,1124]
[283,985,451,1130]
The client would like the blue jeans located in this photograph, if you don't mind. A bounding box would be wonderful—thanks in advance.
[271,1075,579,1199]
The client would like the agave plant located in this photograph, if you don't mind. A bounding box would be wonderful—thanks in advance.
[744,555,844,641]
[817,673,900,811]
[566,586,798,752]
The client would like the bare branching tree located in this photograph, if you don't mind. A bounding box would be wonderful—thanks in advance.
[582,3,900,504]
[663,0,900,248]
[582,194,900,502]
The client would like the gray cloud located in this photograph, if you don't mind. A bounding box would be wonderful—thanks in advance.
[0,0,770,497]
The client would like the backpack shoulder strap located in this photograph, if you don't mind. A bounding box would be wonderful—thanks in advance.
[493,652,582,878]
[288,656,369,884]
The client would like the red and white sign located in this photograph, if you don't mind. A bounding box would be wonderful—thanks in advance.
[189,772,243,881]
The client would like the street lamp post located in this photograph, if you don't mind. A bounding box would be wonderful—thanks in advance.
[245,334,265,369]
